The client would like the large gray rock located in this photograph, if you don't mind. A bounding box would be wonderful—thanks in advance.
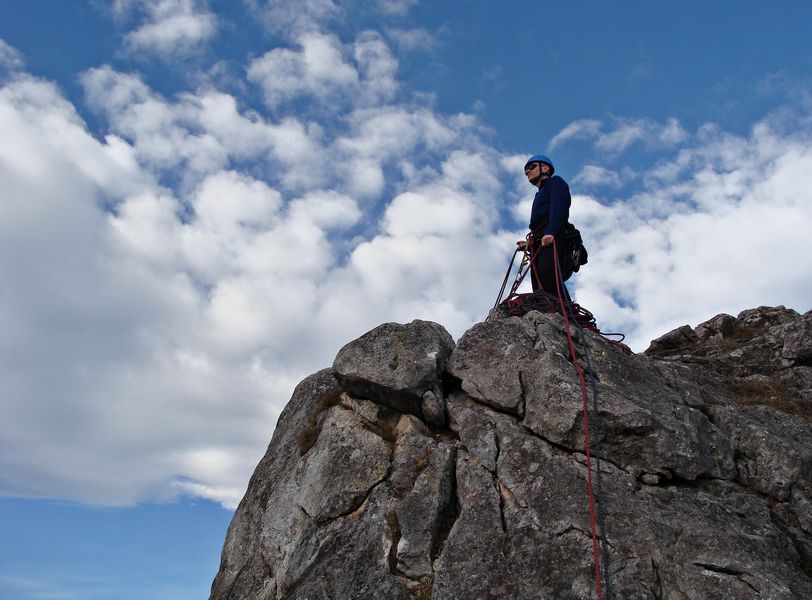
[646,306,812,416]
[212,309,812,599]
[447,317,538,416]
[333,319,455,423]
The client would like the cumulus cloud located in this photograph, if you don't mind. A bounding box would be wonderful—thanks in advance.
[569,115,812,349]
[0,71,337,506]
[1,36,512,507]
[247,30,398,112]
[548,118,602,150]
[375,0,420,16]
[596,116,688,153]
[246,0,418,37]
[332,105,470,199]
[245,0,342,37]
[549,116,688,154]
[573,164,628,188]
[80,65,331,191]
[386,27,437,52]
[114,0,218,58]
[248,32,359,109]
[3,12,811,513]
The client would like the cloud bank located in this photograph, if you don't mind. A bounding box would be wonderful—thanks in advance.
[567,115,812,349]
[2,11,811,509]
[0,27,512,507]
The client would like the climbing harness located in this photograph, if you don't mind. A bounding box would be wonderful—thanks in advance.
[492,236,630,599]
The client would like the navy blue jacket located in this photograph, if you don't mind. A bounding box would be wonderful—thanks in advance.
[529,175,571,237]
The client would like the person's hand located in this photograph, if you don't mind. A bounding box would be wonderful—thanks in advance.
[516,240,528,251]
[541,234,554,247]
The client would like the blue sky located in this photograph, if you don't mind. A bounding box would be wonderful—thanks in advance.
[2,1,812,598]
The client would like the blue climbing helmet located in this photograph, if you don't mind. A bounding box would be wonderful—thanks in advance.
[524,154,554,175]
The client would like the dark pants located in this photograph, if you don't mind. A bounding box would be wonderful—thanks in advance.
[531,239,572,302]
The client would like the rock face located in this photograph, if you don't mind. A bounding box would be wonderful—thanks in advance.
[210,308,812,599]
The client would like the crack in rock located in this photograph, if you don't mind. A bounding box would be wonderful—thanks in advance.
[430,451,460,565]
[651,559,663,600]
[693,562,760,593]
[211,309,812,600]
[494,434,507,534]
[311,477,389,526]
[386,509,403,577]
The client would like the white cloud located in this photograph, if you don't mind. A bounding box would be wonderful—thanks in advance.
[573,165,626,188]
[246,0,417,37]
[595,117,688,153]
[0,75,207,505]
[247,32,359,109]
[659,117,690,145]
[375,0,419,16]
[0,38,25,72]
[343,156,385,197]
[386,27,437,52]
[570,116,812,349]
[353,31,399,104]
[2,46,512,508]
[82,66,225,175]
[0,70,362,506]
[3,13,812,514]
[117,0,218,58]
[80,66,329,190]
[549,117,689,155]
[337,106,449,158]
[245,0,342,37]
[0,75,147,198]
[289,189,362,230]
[327,149,509,336]
[332,105,466,199]
[548,118,602,150]
[247,30,398,112]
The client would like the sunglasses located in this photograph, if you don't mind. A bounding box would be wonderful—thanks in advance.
[524,163,539,173]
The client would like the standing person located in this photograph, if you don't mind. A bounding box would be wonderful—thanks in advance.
[518,154,572,299]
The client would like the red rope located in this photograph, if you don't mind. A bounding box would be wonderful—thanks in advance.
[520,237,604,597]
[494,236,615,595]
[550,238,604,600]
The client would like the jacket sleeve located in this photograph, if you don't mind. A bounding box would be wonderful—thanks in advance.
[544,177,571,236]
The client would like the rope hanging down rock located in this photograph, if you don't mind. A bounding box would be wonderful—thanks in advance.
[492,237,631,599]
[551,238,605,600]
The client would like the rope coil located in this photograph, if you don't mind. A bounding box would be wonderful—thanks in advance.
[492,236,631,355]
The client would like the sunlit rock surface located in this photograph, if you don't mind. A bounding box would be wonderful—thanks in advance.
[211,307,812,599]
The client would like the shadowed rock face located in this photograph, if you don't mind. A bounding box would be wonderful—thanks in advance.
[210,309,812,600]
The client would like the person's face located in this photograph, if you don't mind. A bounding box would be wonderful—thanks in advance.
[525,162,549,184]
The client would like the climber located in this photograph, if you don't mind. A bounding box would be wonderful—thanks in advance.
[517,154,572,301]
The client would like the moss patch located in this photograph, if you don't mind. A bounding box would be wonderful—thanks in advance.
[730,378,810,422]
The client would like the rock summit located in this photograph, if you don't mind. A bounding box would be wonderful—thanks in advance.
[211,306,812,599]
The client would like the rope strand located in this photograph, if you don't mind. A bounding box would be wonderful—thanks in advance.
[551,238,604,600]
[493,237,621,598]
